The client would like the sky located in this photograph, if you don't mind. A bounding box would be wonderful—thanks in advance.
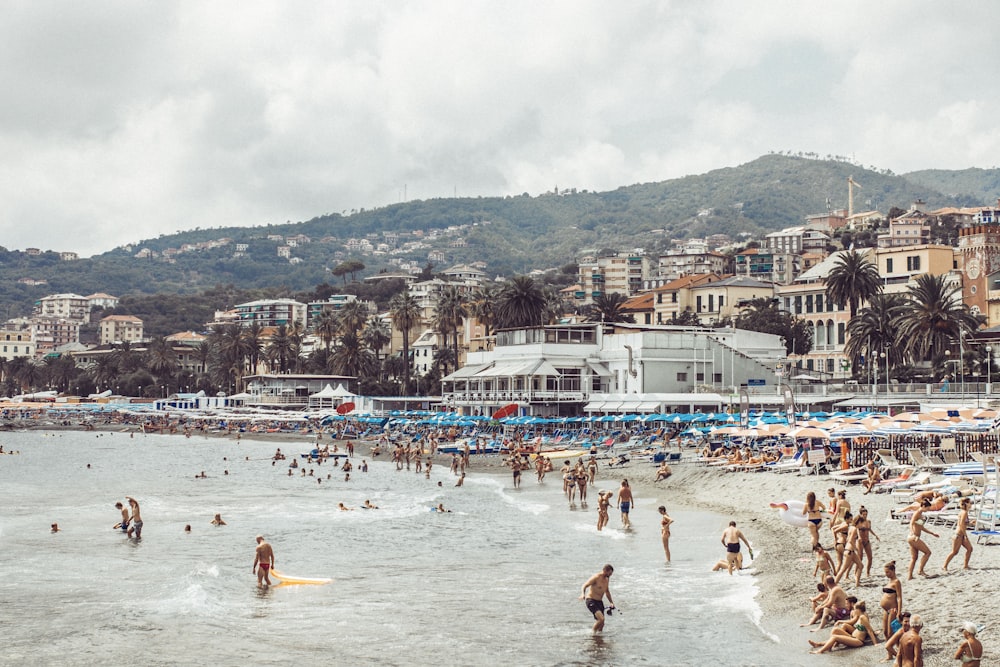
[3,1,1000,257]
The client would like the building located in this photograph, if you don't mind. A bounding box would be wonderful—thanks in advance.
[243,374,355,408]
[650,274,720,324]
[687,276,776,325]
[99,315,144,345]
[958,223,1000,324]
[233,299,307,328]
[0,325,35,361]
[34,293,91,323]
[441,323,785,417]
[656,241,727,281]
[878,201,931,248]
[30,318,80,356]
[577,254,651,304]
[86,293,119,310]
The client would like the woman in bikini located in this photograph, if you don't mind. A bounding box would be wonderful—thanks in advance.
[879,560,903,640]
[658,505,674,562]
[943,497,974,572]
[809,600,879,654]
[856,506,879,576]
[835,515,863,587]
[812,543,834,580]
[907,498,940,580]
[953,622,983,666]
[826,488,839,533]
[832,509,851,571]
[802,491,825,548]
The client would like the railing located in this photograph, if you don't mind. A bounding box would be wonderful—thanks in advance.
[444,390,586,404]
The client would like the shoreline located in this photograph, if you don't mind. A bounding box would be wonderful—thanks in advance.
[12,421,993,665]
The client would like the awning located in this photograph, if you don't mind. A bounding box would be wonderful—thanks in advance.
[587,361,612,377]
[442,363,491,381]
[474,362,527,377]
[525,359,562,376]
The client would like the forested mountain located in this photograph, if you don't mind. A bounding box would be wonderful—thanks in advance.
[2,154,998,321]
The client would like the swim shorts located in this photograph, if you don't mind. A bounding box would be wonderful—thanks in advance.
[620,502,630,514]
[585,598,605,618]
[727,542,741,554]
[259,563,270,571]
[834,607,849,621]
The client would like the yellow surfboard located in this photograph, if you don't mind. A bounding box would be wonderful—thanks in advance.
[270,569,332,586]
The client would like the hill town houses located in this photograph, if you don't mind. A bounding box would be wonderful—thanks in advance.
[6,197,1000,415]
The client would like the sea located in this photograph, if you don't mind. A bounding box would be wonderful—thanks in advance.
[0,430,794,666]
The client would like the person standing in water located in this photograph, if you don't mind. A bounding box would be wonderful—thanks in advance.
[125,497,142,539]
[616,479,633,529]
[579,564,615,633]
[114,501,130,534]
[721,521,752,575]
[658,506,674,562]
[253,535,275,586]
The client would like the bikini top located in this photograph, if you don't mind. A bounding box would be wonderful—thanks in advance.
[882,587,896,594]
[961,640,983,663]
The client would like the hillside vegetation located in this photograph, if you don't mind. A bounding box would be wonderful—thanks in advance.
[2,155,997,321]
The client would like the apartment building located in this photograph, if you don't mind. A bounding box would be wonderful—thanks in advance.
[99,315,144,345]
[0,325,35,361]
[577,254,651,304]
[233,299,307,328]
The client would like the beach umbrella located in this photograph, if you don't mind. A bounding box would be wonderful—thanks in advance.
[787,426,829,439]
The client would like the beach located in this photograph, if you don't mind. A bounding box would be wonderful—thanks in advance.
[2,419,996,665]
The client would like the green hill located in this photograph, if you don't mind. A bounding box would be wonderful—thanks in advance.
[2,154,997,320]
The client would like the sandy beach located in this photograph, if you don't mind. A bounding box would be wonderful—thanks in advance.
[8,417,995,665]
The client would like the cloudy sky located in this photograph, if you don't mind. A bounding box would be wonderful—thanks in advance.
[3,1,999,256]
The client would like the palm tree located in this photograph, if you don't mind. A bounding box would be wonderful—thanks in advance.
[825,249,882,320]
[313,310,339,353]
[43,355,78,393]
[896,273,983,364]
[389,291,421,395]
[111,341,141,374]
[331,330,376,378]
[338,301,369,337]
[495,276,546,329]
[586,292,635,323]
[265,325,294,373]
[210,323,251,391]
[433,286,467,375]
[242,322,265,375]
[362,316,391,361]
[468,284,498,348]
[845,293,907,379]
[145,336,179,380]
[195,341,212,375]
[88,355,120,393]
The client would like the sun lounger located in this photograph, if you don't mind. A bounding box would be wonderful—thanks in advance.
[798,449,829,476]
[877,449,910,473]
[907,448,950,472]
[873,467,918,493]
[829,466,868,485]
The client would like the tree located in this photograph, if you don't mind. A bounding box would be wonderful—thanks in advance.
[468,285,498,344]
[494,276,546,330]
[433,285,467,375]
[585,292,635,323]
[845,293,907,380]
[735,298,813,355]
[145,336,179,380]
[896,274,984,364]
[313,310,339,353]
[338,301,369,337]
[111,341,142,374]
[389,291,421,395]
[242,322,265,376]
[265,325,294,373]
[672,309,702,326]
[825,249,882,320]
[331,330,376,378]
[210,323,251,391]
[88,355,120,393]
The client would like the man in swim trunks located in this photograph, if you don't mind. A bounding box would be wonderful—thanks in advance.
[125,497,142,539]
[115,501,130,534]
[253,535,275,586]
[721,521,752,575]
[616,479,633,529]
[579,564,615,633]
[816,575,849,630]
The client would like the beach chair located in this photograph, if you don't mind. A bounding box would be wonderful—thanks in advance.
[877,449,909,473]
[907,448,950,472]
[873,467,918,493]
[768,450,803,473]
[970,451,985,464]
[829,465,868,485]
[938,439,961,466]
[798,449,829,476]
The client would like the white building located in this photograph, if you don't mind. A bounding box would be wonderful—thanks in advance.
[233,299,307,328]
[99,315,144,345]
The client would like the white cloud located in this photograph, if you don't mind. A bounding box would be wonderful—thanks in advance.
[1,1,999,255]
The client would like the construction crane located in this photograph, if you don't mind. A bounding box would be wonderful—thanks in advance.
[847,175,863,217]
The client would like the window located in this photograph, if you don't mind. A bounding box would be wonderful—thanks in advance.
[794,295,802,314]
[886,258,893,273]
[837,323,846,345]
[696,296,702,312]
[708,294,715,312]
[672,292,678,303]
[713,372,722,383]
[719,295,724,309]
[815,294,823,312]
[676,372,688,382]
[806,295,814,313]
[696,372,704,382]
[907,256,921,271]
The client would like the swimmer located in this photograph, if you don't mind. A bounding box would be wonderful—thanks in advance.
[596,491,611,531]
[253,535,275,586]
[51,523,59,533]
[712,552,743,571]
[211,513,227,526]
[579,564,615,633]
[361,460,368,472]
[114,501,130,533]
[456,473,465,487]
[435,503,451,513]
[337,503,353,511]
[363,500,379,509]
[184,524,191,533]
[658,506,673,562]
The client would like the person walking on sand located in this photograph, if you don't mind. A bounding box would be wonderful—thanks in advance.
[579,564,615,633]
[942,497,974,572]
[658,506,674,562]
[125,497,142,539]
[721,521,752,575]
[907,500,939,580]
[253,535,275,586]
[616,479,633,529]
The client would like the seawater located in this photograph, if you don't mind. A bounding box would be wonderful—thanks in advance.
[0,431,790,666]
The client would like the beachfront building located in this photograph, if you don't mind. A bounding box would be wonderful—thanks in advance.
[99,315,144,345]
[233,299,307,328]
[243,374,355,408]
[441,322,785,417]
